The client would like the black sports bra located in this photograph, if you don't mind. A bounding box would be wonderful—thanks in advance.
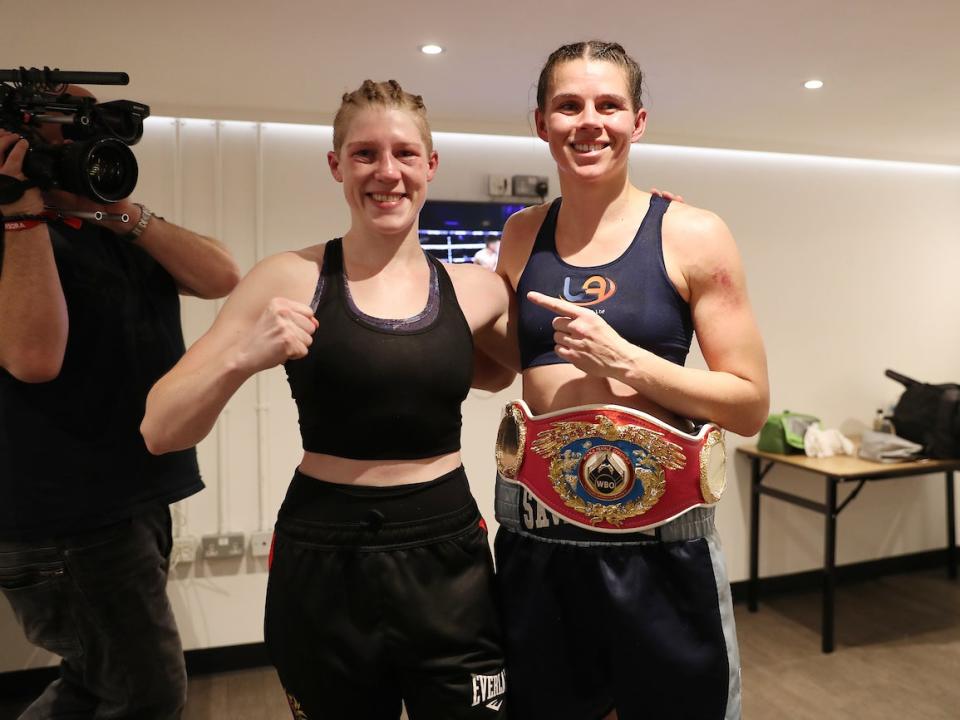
[284,239,474,460]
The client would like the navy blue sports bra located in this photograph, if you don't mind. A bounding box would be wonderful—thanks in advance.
[517,195,693,369]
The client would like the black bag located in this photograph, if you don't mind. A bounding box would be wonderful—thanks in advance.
[885,369,960,459]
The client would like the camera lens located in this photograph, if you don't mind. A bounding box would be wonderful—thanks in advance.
[58,137,139,203]
[86,141,136,200]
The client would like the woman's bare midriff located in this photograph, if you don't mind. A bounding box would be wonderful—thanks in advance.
[522,364,688,428]
[297,450,463,487]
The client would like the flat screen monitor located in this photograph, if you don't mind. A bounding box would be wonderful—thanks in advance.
[419,200,528,263]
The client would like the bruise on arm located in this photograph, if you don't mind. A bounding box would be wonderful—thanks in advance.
[683,211,763,376]
[706,265,746,311]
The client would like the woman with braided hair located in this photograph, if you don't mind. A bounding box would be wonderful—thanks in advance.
[142,79,512,719]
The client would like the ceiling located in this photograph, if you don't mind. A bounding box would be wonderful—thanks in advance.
[11,0,960,164]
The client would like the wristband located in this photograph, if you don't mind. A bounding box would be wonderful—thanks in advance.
[122,203,153,241]
[3,215,47,232]
[1,212,83,233]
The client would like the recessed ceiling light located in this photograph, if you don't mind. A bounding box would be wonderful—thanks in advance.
[804,79,824,90]
[420,44,444,55]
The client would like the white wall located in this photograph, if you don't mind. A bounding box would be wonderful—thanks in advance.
[2,120,959,670]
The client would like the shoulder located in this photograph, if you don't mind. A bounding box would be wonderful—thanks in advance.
[229,244,325,308]
[661,203,750,305]
[502,202,552,250]
[256,241,327,274]
[498,202,553,286]
[504,202,552,235]
[444,261,512,329]
[249,246,319,280]
[662,202,739,271]
[445,261,511,301]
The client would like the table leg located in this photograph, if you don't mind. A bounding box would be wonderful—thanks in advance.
[947,471,956,580]
[822,476,838,653]
[749,457,761,612]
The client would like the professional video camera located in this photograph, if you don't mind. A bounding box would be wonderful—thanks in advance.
[0,67,150,204]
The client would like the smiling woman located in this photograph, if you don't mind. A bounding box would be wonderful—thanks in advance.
[140,79,516,719]
[491,40,769,720]
[327,81,438,260]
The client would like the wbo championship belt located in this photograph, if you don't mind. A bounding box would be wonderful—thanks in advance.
[495,401,726,532]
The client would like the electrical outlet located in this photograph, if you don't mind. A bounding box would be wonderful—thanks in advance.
[201,533,245,559]
[512,175,548,198]
[488,174,510,197]
[170,535,199,565]
[250,531,273,558]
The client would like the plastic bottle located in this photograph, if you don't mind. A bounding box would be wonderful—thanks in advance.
[873,408,885,432]
[883,404,896,434]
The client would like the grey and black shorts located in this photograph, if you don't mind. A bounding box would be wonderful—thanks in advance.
[494,476,741,720]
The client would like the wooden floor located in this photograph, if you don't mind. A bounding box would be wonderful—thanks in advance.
[737,567,960,719]
[2,568,958,719]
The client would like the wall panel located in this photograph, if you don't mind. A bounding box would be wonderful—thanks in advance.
[2,121,958,668]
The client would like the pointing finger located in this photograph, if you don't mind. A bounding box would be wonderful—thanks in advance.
[526,291,589,318]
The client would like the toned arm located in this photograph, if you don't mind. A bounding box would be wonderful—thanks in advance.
[446,262,519,392]
[616,207,769,434]
[141,250,320,454]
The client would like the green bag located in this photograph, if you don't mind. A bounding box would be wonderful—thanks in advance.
[757,411,820,454]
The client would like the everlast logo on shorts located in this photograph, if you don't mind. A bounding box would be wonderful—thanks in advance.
[470,669,506,711]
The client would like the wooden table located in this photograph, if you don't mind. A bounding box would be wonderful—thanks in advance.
[736,445,960,653]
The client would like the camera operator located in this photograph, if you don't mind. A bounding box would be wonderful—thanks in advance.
[0,85,240,719]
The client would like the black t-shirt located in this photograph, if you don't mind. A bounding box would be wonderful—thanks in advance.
[0,222,202,539]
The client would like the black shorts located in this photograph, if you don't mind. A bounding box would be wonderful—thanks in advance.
[494,479,741,720]
[265,467,506,720]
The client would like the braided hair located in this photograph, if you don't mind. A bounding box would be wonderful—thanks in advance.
[332,79,432,154]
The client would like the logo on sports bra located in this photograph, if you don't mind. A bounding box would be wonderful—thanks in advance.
[561,275,617,306]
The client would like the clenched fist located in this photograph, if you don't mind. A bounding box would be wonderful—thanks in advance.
[237,298,318,372]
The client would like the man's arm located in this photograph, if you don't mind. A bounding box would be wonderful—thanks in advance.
[45,191,241,299]
[127,207,240,299]
[0,134,68,382]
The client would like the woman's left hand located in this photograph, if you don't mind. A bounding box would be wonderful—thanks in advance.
[526,291,638,378]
